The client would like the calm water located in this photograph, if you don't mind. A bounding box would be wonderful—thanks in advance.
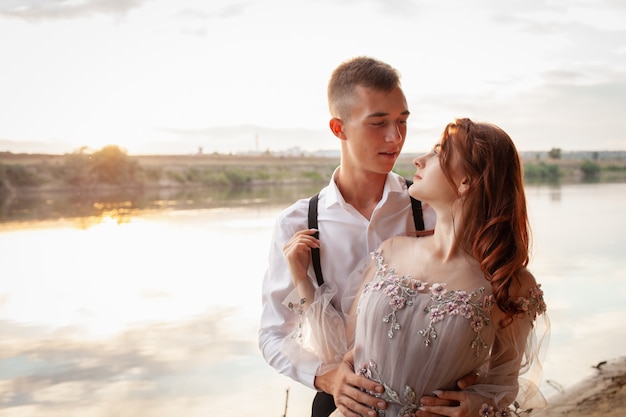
[0,182,625,417]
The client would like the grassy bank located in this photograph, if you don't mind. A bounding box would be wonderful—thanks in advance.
[0,149,339,194]
[1,147,626,195]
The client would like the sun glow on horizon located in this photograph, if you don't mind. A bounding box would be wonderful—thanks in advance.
[0,0,625,154]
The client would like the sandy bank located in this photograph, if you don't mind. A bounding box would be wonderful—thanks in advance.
[535,356,626,417]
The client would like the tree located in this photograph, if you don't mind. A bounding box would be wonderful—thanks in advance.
[64,150,95,187]
[90,145,137,185]
[580,160,600,179]
[548,148,561,159]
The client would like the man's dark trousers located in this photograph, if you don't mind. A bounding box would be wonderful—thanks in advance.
[312,392,335,417]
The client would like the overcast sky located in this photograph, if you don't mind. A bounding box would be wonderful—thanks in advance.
[1,0,625,154]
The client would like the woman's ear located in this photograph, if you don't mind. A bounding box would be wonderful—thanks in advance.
[329,118,347,140]
[458,177,470,195]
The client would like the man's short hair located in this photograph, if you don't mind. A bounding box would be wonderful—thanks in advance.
[328,56,402,120]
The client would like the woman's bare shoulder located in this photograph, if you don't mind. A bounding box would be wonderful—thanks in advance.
[513,267,540,295]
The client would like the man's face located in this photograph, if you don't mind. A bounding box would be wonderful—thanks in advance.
[340,85,410,175]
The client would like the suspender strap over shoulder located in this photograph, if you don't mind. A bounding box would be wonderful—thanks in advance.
[405,179,425,231]
[307,192,324,286]
[307,178,424,286]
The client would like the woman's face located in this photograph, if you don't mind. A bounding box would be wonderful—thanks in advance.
[409,139,466,206]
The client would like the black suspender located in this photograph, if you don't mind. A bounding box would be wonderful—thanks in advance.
[308,192,324,286]
[307,178,424,286]
[406,179,425,231]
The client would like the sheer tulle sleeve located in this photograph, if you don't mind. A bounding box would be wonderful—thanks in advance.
[279,284,350,375]
[278,257,372,376]
[464,285,550,416]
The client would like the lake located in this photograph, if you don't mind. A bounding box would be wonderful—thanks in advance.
[0,182,625,417]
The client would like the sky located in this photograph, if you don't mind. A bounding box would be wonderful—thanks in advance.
[1,0,625,155]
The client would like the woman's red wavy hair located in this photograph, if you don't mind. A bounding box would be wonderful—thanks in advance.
[439,118,530,319]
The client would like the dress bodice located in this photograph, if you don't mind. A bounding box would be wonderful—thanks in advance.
[352,249,497,416]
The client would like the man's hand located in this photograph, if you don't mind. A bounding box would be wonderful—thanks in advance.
[315,350,387,417]
[283,229,319,302]
[416,372,479,417]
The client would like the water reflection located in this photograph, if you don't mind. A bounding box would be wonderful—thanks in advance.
[1,182,625,417]
[0,309,269,415]
[0,203,316,417]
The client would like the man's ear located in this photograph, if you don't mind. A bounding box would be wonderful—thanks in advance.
[329,118,346,140]
[458,177,470,195]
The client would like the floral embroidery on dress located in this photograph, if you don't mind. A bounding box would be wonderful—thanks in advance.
[479,403,511,417]
[285,297,307,341]
[419,286,493,357]
[287,297,307,316]
[514,284,547,321]
[361,250,429,338]
[356,359,418,417]
[363,250,492,356]
[478,401,536,417]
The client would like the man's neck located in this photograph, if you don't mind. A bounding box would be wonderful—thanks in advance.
[334,167,388,220]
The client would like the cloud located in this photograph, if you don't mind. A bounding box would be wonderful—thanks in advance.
[212,2,247,19]
[173,3,249,37]
[541,70,587,84]
[0,0,146,21]
[484,77,626,150]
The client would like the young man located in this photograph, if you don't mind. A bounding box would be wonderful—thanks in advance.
[258,57,467,417]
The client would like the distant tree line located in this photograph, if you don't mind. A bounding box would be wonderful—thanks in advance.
[0,145,334,193]
[0,146,138,191]
[2,145,626,195]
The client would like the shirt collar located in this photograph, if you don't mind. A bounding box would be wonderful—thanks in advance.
[324,167,408,210]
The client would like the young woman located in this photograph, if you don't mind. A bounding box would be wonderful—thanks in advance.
[283,118,549,417]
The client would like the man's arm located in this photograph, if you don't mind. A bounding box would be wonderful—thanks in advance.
[258,206,321,389]
[275,223,392,416]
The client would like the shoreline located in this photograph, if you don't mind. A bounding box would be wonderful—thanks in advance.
[535,355,626,416]
[2,152,626,194]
